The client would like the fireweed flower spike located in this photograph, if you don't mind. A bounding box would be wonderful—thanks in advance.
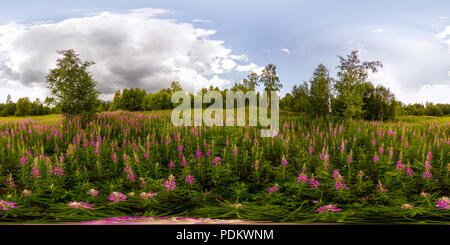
[373,153,379,163]
[0,200,17,210]
[108,192,127,203]
[168,160,175,169]
[68,201,94,209]
[333,170,349,190]
[140,192,158,199]
[185,175,196,184]
[309,176,320,189]
[422,153,433,179]
[163,174,176,191]
[268,184,279,194]
[316,204,341,213]
[280,156,288,167]
[297,172,308,184]
[435,197,450,210]
[123,166,135,181]
[212,156,222,168]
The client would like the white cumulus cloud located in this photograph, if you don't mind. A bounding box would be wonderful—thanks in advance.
[0,8,260,100]
[281,48,290,54]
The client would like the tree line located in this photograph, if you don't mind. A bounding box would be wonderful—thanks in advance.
[0,94,55,117]
[108,50,450,121]
[3,49,448,120]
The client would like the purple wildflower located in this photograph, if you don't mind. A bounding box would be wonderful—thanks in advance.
[316,204,341,213]
[268,184,279,194]
[108,192,127,203]
[68,201,94,209]
[185,175,196,184]
[0,200,17,210]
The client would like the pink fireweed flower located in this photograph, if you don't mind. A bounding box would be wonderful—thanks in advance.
[86,189,99,197]
[108,192,127,203]
[111,152,118,163]
[181,157,188,167]
[68,201,94,209]
[143,152,150,161]
[123,166,135,181]
[140,192,157,199]
[320,153,330,161]
[280,156,288,167]
[406,164,415,177]
[19,156,27,166]
[0,200,17,210]
[422,160,432,179]
[163,174,176,191]
[168,160,175,169]
[426,151,433,161]
[435,197,450,210]
[268,184,279,194]
[94,145,100,156]
[195,149,203,160]
[30,168,41,179]
[297,172,309,184]
[339,143,345,154]
[388,149,394,160]
[333,170,349,190]
[206,150,212,157]
[232,145,238,156]
[307,145,313,155]
[309,176,320,189]
[395,160,405,172]
[373,153,379,163]
[50,166,64,176]
[212,156,222,168]
[185,175,196,184]
[316,204,341,213]
[379,146,384,154]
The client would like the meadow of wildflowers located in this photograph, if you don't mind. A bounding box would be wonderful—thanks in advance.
[0,111,449,223]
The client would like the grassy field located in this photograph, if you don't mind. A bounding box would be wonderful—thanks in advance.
[1,113,449,123]
[0,114,60,122]
[0,111,449,224]
[397,115,450,123]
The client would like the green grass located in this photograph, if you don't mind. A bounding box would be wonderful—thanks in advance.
[1,113,448,124]
[0,111,449,224]
[0,114,60,122]
[397,115,450,123]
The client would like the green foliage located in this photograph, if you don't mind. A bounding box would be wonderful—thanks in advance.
[425,103,444,116]
[309,64,332,117]
[0,111,449,223]
[259,64,282,91]
[45,49,100,121]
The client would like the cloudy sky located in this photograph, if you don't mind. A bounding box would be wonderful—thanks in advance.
[0,0,449,104]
